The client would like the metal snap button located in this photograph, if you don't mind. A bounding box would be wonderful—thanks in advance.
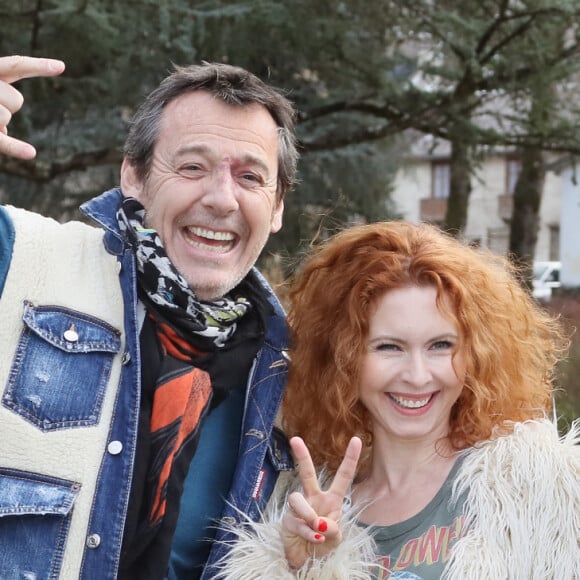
[107,441,123,455]
[64,324,79,342]
[86,533,101,549]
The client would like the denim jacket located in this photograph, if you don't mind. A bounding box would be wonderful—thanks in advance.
[0,188,293,579]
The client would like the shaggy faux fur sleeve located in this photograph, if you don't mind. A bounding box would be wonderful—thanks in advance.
[213,472,380,580]
[443,419,580,580]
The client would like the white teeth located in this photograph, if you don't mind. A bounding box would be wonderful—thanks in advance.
[187,240,232,253]
[188,226,234,241]
[389,394,432,409]
[185,227,235,253]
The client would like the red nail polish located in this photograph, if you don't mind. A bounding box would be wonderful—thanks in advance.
[318,520,328,532]
[314,534,323,540]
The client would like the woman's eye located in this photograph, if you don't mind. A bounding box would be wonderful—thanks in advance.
[375,343,400,352]
[432,340,453,350]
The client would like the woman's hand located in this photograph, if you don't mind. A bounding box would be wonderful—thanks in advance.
[0,55,65,159]
[282,435,362,570]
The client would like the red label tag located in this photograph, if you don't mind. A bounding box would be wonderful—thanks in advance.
[252,469,266,500]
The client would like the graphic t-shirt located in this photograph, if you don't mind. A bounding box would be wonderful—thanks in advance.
[362,455,467,580]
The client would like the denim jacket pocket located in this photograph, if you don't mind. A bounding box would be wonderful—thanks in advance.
[3,301,122,431]
[267,426,294,472]
[243,427,294,520]
[0,468,80,580]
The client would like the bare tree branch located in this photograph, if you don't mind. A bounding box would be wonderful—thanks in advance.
[475,0,509,56]
[479,6,579,66]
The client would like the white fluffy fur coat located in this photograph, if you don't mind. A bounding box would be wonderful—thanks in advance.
[214,419,580,579]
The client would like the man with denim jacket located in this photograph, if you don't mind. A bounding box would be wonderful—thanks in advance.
[0,55,296,579]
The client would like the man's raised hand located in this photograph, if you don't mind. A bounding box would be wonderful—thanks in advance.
[282,435,362,570]
[0,56,65,160]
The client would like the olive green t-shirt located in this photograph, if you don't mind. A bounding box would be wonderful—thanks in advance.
[362,455,467,580]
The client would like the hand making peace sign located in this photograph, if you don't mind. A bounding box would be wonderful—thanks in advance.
[282,435,362,570]
[0,55,65,159]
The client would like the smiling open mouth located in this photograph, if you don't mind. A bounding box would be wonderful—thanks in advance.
[388,393,434,409]
[185,226,235,253]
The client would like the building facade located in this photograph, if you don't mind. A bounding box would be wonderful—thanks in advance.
[391,140,562,262]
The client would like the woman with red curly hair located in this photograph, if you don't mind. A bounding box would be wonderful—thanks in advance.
[217,221,579,580]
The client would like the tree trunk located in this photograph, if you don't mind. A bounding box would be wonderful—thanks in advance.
[508,147,546,289]
[443,138,472,236]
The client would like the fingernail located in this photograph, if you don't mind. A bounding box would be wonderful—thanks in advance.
[314,534,323,540]
[49,60,65,73]
[19,143,37,160]
[318,520,328,532]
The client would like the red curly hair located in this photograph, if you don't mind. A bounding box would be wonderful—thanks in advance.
[283,221,567,474]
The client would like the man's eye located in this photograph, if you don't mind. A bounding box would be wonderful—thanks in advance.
[180,164,202,172]
[240,173,262,184]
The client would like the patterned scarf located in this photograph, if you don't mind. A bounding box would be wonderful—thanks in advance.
[117,196,250,349]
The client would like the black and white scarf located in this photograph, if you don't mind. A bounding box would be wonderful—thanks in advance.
[117,197,250,349]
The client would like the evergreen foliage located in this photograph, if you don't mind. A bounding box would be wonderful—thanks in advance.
[2,0,580,261]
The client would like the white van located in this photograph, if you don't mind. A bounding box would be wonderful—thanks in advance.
[532,261,561,301]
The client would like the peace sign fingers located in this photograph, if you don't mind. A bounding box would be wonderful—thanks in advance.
[290,435,362,510]
[281,436,363,569]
